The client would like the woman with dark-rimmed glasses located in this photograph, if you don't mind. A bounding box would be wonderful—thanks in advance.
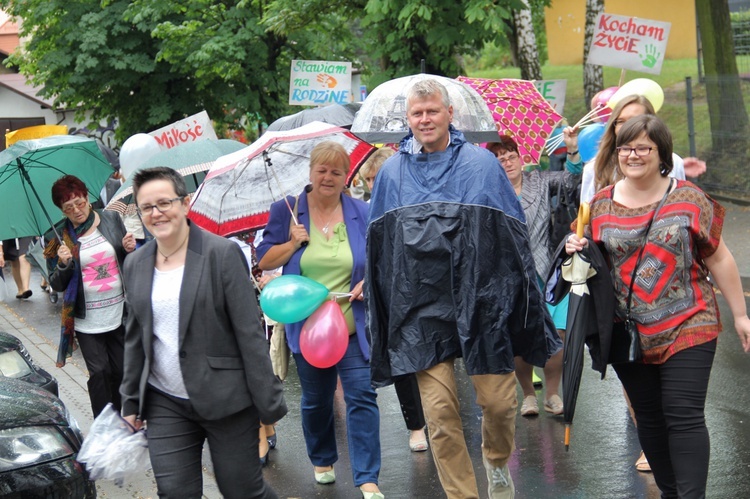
[120,166,285,498]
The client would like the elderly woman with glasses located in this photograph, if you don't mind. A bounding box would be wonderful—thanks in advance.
[44,174,136,417]
[486,136,582,419]
[120,167,286,498]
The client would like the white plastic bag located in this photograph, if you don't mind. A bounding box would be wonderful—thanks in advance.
[77,403,150,483]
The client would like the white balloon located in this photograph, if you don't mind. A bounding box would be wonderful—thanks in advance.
[119,133,161,180]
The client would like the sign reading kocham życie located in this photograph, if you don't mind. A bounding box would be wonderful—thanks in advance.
[149,111,218,150]
[289,60,353,106]
[587,13,671,75]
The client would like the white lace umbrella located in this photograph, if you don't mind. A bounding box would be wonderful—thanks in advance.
[188,121,375,236]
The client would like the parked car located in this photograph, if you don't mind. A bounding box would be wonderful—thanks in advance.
[0,378,96,498]
[0,331,58,396]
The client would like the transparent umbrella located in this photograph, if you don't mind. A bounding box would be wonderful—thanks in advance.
[350,74,498,144]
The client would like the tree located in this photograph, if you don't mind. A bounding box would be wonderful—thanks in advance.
[583,0,604,110]
[513,0,543,80]
[361,0,517,82]
[695,0,748,150]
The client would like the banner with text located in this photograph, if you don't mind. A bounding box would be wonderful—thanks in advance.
[149,111,218,150]
[289,60,352,106]
[587,14,671,75]
[534,80,567,116]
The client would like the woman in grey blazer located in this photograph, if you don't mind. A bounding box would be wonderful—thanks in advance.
[120,167,286,499]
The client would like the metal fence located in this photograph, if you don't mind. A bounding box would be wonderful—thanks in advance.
[686,15,750,202]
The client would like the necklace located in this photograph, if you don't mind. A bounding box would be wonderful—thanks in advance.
[318,204,340,234]
[158,232,189,262]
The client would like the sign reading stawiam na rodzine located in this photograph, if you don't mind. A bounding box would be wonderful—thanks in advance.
[289,60,352,106]
[587,14,671,75]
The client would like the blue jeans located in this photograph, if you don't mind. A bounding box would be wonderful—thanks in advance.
[293,335,381,486]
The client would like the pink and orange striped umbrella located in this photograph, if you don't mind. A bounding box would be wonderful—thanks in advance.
[457,76,563,166]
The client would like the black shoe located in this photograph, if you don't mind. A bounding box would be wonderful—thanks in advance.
[49,292,58,304]
[267,433,277,449]
[260,449,270,467]
[17,290,32,299]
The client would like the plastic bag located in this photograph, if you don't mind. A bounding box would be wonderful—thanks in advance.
[77,403,150,483]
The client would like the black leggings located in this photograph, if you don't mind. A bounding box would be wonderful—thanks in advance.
[614,340,716,499]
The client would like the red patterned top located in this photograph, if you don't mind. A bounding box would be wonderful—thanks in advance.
[589,180,725,364]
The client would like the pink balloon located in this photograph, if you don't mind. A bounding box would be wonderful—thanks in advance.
[592,86,618,122]
[299,301,349,368]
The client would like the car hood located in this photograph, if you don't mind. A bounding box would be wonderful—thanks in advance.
[0,378,68,429]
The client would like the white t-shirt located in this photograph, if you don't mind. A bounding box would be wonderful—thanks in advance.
[148,265,189,399]
[74,230,125,334]
[580,152,686,204]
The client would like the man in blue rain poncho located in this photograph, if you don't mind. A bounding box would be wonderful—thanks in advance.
[365,79,560,499]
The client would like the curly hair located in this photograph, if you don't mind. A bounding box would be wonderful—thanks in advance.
[51,175,89,208]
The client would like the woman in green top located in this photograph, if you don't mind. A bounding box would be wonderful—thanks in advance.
[257,142,383,499]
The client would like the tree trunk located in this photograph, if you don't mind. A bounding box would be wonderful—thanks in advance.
[583,0,604,110]
[695,0,749,150]
[514,2,542,80]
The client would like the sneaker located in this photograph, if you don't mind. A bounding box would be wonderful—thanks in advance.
[520,395,539,417]
[544,394,564,415]
[483,456,515,499]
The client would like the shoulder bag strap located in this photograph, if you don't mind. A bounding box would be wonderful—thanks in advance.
[624,178,674,317]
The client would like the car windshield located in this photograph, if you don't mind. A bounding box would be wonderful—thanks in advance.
[0,351,33,378]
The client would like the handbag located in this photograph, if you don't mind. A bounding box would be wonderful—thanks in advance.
[608,178,674,364]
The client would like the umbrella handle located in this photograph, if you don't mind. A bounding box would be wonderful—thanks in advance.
[576,202,590,239]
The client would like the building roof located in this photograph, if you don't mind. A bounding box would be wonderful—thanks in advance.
[0,15,19,57]
[0,73,56,109]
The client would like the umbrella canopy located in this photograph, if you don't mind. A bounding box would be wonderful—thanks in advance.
[267,103,361,132]
[188,121,375,236]
[0,135,114,240]
[5,125,68,147]
[351,74,498,144]
[105,139,246,217]
[457,76,563,166]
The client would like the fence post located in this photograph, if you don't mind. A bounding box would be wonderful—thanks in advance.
[685,76,697,158]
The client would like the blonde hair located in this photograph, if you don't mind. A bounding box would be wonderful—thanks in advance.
[309,141,350,173]
[593,94,655,192]
[359,147,395,179]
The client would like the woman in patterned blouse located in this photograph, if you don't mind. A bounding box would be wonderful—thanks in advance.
[566,115,750,498]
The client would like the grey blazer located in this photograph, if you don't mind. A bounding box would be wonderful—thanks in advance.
[120,222,287,424]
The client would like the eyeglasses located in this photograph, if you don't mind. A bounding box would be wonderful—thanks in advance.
[61,199,88,214]
[498,154,519,165]
[616,146,654,158]
[136,197,185,217]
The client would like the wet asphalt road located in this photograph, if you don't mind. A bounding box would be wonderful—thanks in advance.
[2,268,749,498]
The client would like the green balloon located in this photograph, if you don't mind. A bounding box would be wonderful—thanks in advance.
[260,275,329,323]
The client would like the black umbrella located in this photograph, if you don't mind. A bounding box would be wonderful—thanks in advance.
[266,103,361,132]
[561,203,594,450]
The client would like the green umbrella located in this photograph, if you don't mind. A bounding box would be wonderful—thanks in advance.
[105,139,246,216]
[0,135,114,240]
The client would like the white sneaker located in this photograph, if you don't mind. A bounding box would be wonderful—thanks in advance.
[483,456,515,499]
[544,394,564,415]
[520,395,539,417]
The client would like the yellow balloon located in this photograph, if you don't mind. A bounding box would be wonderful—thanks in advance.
[606,78,664,113]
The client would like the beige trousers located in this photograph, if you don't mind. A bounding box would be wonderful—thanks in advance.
[416,359,517,499]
